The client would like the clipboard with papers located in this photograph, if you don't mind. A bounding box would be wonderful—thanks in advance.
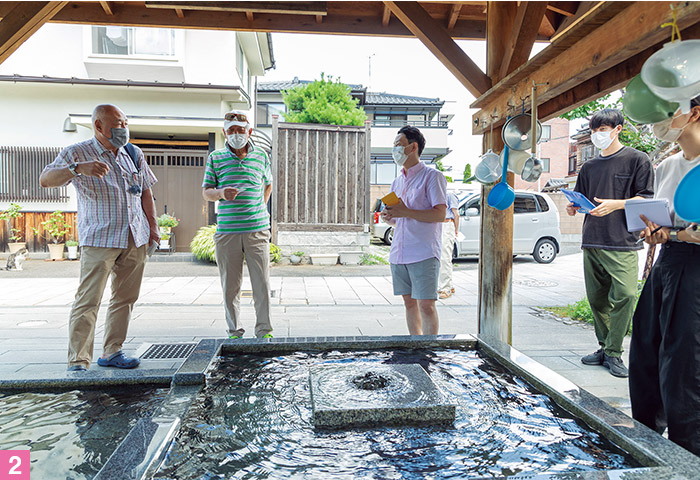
[561,188,596,214]
[624,198,673,232]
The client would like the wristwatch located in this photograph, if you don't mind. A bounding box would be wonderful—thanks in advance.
[669,229,679,242]
[68,162,81,177]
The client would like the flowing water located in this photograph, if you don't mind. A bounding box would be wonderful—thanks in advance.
[0,387,167,479]
[155,348,639,479]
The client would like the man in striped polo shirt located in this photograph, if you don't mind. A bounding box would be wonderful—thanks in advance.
[40,104,159,371]
[202,110,273,339]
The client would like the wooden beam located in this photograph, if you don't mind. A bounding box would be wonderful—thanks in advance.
[552,1,597,40]
[98,1,113,16]
[0,2,487,40]
[145,1,328,16]
[540,9,557,38]
[538,22,700,122]
[174,8,184,19]
[316,14,323,24]
[385,1,491,97]
[486,1,516,81]
[246,11,254,22]
[472,1,698,134]
[498,1,548,79]
[0,2,67,65]
[547,2,577,17]
[382,4,391,27]
[446,3,462,31]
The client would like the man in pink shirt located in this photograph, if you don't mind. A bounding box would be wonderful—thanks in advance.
[382,126,447,335]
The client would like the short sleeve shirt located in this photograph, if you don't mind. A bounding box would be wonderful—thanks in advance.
[43,138,157,248]
[574,146,653,250]
[202,144,273,234]
[389,162,447,264]
[445,192,460,220]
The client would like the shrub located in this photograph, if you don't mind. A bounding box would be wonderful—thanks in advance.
[190,224,217,263]
[359,253,389,265]
[292,251,304,257]
[189,225,282,265]
[157,213,180,228]
[270,243,281,263]
[0,203,23,242]
[66,239,79,247]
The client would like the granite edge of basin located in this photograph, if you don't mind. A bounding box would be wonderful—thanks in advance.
[477,334,700,479]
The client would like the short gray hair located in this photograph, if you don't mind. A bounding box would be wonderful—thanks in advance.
[91,104,118,128]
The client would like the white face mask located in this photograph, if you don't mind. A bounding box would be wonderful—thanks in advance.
[653,115,689,143]
[392,145,409,166]
[227,133,248,149]
[591,129,615,150]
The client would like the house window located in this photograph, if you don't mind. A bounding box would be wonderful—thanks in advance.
[541,125,551,142]
[372,114,407,126]
[237,42,244,79]
[372,162,398,185]
[256,103,286,126]
[92,26,175,56]
[540,157,550,173]
[0,146,68,202]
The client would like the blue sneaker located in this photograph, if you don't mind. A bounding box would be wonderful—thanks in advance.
[97,351,140,369]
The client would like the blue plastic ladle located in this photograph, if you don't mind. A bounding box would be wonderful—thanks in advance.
[487,145,515,210]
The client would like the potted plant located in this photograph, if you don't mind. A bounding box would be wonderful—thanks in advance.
[290,251,304,264]
[38,211,71,260]
[0,203,25,253]
[66,239,79,260]
[157,213,179,239]
[160,231,171,250]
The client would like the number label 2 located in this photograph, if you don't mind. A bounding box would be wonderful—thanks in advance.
[0,450,30,480]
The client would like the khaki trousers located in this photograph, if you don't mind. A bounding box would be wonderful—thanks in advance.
[438,221,456,293]
[214,230,272,338]
[68,234,146,368]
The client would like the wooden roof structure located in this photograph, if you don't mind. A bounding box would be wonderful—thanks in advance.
[1,1,699,343]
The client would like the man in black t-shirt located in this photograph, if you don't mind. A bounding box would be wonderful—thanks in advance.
[567,109,653,378]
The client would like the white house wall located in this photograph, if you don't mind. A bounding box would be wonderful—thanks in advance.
[371,125,448,151]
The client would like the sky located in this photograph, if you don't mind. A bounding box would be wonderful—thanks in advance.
[262,33,492,178]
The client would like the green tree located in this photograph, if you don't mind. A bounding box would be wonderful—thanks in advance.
[560,92,660,154]
[463,164,472,183]
[282,73,367,126]
[434,160,446,172]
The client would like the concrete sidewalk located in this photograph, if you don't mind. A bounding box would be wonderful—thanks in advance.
[0,251,635,416]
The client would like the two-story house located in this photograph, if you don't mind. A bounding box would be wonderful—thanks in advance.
[256,78,452,203]
[0,23,274,251]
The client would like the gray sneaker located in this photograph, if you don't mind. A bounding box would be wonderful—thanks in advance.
[603,354,629,378]
[581,348,604,365]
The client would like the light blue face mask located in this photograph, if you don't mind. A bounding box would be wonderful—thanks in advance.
[392,146,408,166]
[109,127,129,149]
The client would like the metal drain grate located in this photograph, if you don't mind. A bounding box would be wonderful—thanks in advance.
[141,343,197,360]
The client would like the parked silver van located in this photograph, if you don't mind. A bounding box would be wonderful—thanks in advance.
[455,191,562,263]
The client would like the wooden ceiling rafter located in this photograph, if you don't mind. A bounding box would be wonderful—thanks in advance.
[0,1,67,64]
[385,0,491,97]
[175,8,184,19]
[447,3,462,31]
[98,1,113,16]
[498,1,549,80]
[144,1,329,16]
[382,4,391,27]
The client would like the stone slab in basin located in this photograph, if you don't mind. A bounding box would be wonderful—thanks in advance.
[339,251,363,265]
[309,363,455,429]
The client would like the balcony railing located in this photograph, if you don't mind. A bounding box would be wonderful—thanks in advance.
[371,120,448,128]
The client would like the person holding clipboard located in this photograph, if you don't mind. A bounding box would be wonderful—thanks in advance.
[629,94,700,456]
[566,108,654,378]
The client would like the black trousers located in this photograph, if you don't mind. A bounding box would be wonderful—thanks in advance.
[629,241,700,456]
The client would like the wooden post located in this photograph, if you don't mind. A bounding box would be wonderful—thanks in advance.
[270,115,279,244]
[478,1,516,344]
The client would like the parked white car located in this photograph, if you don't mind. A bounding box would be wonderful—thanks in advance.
[455,191,562,263]
[371,199,393,245]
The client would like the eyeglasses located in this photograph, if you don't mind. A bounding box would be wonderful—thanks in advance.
[225,113,248,122]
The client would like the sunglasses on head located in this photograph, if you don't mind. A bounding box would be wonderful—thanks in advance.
[225,113,248,122]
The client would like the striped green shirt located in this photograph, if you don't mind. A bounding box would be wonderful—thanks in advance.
[202,144,272,234]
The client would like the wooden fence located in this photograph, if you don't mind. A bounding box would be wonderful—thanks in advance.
[271,118,371,243]
[0,211,77,252]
